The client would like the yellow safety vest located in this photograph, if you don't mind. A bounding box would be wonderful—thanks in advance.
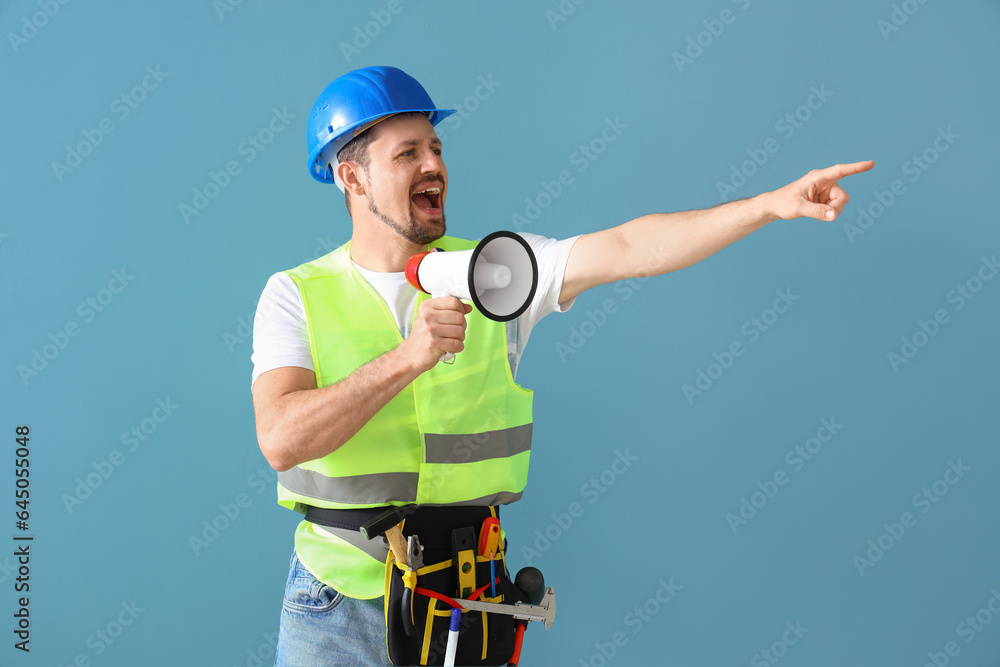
[277,235,533,598]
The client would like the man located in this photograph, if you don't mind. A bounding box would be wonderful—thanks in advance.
[251,66,872,665]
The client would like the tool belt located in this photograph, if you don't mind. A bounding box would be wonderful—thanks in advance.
[397,506,519,666]
[304,504,519,665]
[304,504,387,532]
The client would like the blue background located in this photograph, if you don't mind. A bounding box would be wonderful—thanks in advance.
[3,1,998,665]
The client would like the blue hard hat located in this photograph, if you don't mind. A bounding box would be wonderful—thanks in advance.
[306,66,455,186]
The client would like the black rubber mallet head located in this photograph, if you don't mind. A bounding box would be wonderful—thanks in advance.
[515,567,545,605]
[360,504,418,566]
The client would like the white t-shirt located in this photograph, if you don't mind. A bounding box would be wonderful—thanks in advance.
[250,232,581,386]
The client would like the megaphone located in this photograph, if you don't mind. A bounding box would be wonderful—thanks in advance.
[405,230,538,362]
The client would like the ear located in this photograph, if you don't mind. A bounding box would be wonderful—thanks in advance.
[336,161,366,196]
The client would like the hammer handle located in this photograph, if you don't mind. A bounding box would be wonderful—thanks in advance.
[386,526,409,567]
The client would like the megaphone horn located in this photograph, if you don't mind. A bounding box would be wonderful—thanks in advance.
[405,230,539,321]
[405,231,539,362]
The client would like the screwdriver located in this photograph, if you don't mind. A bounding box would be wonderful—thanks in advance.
[479,518,501,598]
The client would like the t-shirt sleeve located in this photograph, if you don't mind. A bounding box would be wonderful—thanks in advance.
[504,233,581,378]
[516,232,581,333]
[250,272,315,388]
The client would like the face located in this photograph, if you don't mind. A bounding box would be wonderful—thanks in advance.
[352,113,448,246]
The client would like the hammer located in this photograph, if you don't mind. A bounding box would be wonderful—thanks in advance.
[360,504,419,566]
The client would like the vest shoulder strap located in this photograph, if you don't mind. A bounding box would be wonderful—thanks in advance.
[284,235,478,283]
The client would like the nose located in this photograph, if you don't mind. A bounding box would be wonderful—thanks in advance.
[420,147,446,174]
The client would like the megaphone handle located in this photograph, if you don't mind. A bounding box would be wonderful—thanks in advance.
[431,290,457,364]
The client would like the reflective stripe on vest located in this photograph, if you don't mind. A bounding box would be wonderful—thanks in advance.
[424,424,532,463]
[276,235,533,512]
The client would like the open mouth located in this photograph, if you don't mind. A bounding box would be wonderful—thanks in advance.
[411,186,442,213]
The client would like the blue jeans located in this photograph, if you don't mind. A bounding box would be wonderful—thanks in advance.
[275,550,391,666]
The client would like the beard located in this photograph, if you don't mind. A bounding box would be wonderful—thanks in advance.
[367,189,446,246]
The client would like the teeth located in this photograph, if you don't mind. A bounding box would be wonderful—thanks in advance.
[416,187,441,195]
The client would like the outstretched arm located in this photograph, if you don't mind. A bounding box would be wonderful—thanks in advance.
[560,161,875,303]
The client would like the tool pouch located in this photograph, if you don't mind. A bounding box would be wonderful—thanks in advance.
[384,506,518,666]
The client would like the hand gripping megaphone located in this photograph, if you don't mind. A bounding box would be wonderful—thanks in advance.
[404,231,538,362]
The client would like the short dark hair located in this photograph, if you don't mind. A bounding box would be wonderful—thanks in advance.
[334,111,429,214]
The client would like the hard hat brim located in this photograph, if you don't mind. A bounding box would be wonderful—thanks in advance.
[308,107,456,185]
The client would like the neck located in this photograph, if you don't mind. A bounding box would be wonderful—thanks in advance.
[348,214,428,272]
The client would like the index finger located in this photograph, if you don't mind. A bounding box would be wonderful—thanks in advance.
[428,295,468,312]
[816,160,875,181]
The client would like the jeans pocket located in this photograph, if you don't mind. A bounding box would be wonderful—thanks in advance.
[282,553,344,614]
